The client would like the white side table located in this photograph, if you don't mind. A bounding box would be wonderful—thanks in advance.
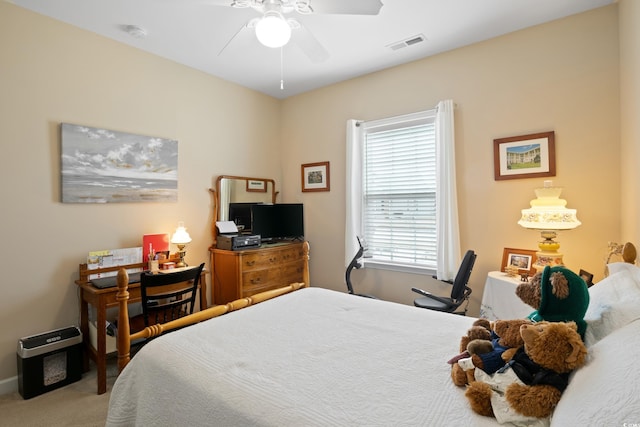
[479,271,534,320]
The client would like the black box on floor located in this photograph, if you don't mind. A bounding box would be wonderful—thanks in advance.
[17,326,83,399]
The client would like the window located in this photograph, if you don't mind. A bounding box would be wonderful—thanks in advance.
[356,110,437,273]
[346,101,460,279]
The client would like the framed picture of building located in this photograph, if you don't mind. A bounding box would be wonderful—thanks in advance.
[493,131,555,180]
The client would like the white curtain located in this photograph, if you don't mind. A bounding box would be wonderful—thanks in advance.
[345,119,362,267]
[435,99,461,280]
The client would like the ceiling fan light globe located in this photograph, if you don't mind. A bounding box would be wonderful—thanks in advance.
[255,14,291,48]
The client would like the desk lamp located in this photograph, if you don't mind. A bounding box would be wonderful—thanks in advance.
[517,180,581,271]
[171,221,192,267]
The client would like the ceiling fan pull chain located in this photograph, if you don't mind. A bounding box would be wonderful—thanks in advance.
[280,46,285,90]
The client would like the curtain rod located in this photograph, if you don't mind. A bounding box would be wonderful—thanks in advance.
[355,102,457,127]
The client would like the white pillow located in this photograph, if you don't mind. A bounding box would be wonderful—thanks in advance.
[607,261,640,278]
[551,319,640,426]
[583,269,640,347]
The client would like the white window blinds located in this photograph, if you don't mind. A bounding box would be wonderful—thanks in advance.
[361,112,437,270]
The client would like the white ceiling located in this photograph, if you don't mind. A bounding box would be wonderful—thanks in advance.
[8,0,614,99]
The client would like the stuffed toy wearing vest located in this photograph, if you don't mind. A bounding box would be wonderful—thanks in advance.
[465,321,587,424]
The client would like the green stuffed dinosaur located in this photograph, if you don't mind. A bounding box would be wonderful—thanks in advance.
[515,265,590,339]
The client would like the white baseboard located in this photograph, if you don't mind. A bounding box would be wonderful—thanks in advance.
[0,375,18,395]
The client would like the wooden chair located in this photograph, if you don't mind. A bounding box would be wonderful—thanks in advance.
[129,263,206,334]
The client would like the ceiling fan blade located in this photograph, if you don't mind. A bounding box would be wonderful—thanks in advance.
[203,0,239,6]
[290,21,329,63]
[204,0,383,15]
[217,21,253,56]
[309,0,383,15]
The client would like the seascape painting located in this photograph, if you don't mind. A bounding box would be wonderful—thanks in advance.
[61,123,178,203]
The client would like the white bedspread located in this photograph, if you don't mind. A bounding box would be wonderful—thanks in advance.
[106,288,501,426]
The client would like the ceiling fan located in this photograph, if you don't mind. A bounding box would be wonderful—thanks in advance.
[211,0,384,63]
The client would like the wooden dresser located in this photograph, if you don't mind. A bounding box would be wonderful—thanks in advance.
[210,241,309,305]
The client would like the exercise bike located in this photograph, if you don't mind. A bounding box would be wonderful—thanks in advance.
[345,236,378,299]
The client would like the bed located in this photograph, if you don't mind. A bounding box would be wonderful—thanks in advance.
[106,256,640,426]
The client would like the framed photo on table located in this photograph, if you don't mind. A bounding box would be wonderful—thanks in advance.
[301,161,330,192]
[493,131,556,180]
[501,247,537,276]
[579,269,594,287]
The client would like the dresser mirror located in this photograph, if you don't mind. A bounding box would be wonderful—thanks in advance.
[210,175,278,242]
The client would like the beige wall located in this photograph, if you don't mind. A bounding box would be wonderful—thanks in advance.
[619,0,640,244]
[0,2,629,386]
[281,6,621,309]
[0,2,281,382]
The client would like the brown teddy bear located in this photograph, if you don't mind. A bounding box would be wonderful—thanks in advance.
[457,318,492,352]
[448,319,492,386]
[516,266,589,339]
[465,321,587,424]
[449,318,531,386]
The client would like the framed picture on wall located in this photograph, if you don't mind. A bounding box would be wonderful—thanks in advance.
[246,179,267,192]
[501,247,537,275]
[301,161,330,192]
[493,131,556,180]
[61,123,178,203]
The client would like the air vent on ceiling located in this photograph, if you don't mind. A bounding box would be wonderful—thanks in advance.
[387,34,426,51]
[119,24,148,39]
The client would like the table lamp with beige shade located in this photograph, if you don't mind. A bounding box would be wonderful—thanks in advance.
[517,180,581,271]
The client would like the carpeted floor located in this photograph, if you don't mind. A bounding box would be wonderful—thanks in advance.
[0,361,117,427]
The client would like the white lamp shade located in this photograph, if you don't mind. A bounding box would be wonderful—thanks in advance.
[171,222,192,245]
[255,12,291,48]
[517,184,581,230]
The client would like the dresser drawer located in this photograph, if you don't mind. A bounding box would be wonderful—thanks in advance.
[279,247,303,262]
[242,267,279,286]
[281,261,306,284]
[243,281,289,297]
[243,269,281,295]
[241,251,281,271]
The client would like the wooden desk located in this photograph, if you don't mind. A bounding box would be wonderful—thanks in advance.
[75,262,207,394]
[479,271,534,321]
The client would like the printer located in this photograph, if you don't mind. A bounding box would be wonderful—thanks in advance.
[217,233,261,251]
[216,221,261,250]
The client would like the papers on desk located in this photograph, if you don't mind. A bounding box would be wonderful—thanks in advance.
[87,247,143,281]
[216,221,238,234]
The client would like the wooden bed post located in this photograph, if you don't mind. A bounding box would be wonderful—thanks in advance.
[302,241,310,287]
[116,268,132,372]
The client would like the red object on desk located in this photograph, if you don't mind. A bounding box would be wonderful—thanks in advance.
[143,233,170,259]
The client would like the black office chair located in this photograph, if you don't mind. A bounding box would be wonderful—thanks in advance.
[411,250,476,315]
[345,236,378,299]
[129,263,205,333]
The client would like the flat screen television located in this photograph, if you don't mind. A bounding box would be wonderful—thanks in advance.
[228,202,261,232]
[251,203,304,242]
